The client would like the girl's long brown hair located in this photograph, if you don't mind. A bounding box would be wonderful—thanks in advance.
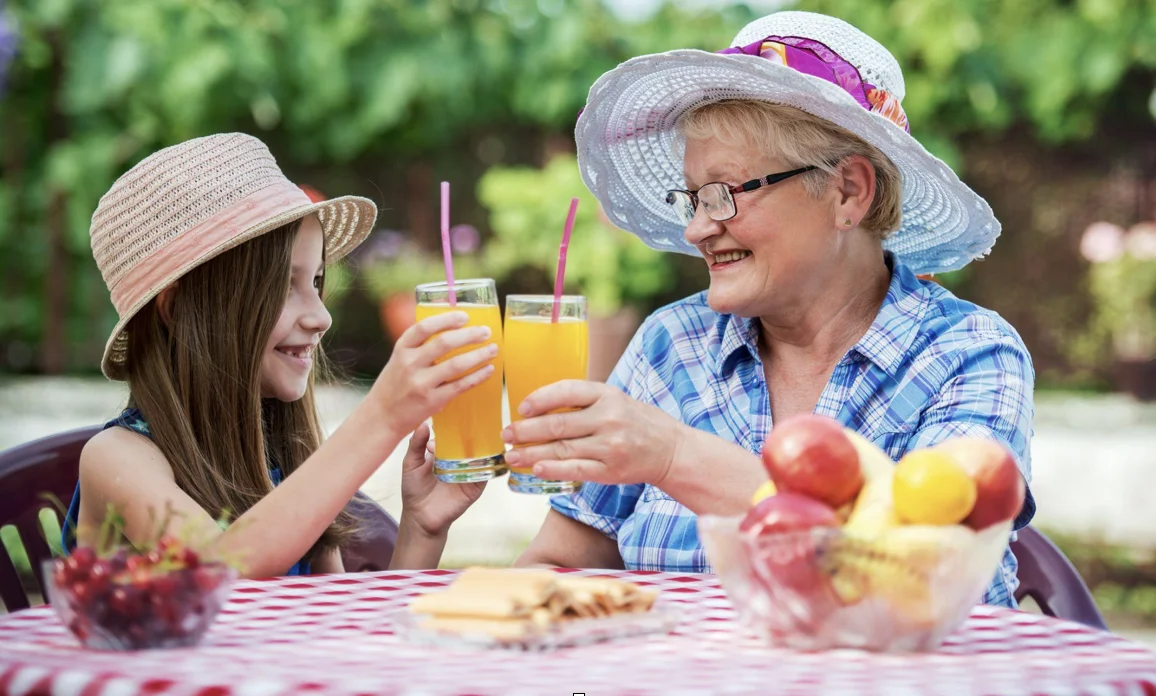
[122,220,355,564]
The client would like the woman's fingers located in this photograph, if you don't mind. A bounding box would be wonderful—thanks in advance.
[516,380,605,417]
[503,435,599,469]
[502,409,599,447]
[531,459,606,484]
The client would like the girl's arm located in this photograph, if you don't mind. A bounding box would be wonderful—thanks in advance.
[78,312,495,579]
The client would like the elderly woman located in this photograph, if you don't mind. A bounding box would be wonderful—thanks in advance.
[504,11,1035,607]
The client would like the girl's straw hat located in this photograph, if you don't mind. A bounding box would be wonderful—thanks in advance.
[90,133,377,380]
[575,11,999,275]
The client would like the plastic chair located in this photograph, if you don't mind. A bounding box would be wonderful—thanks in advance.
[0,426,398,611]
[1011,526,1108,630]
[0,426,100,611]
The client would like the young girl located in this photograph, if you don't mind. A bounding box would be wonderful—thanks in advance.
[62,133,494,577]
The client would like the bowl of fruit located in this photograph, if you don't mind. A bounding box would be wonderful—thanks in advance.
[43,535,236,651]
[699,415,1025,653]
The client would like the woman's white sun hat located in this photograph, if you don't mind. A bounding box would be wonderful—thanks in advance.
[575,11,999,275]
[89,133,377,380]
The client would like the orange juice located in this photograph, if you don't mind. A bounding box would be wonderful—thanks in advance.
[415,302,505,463]
[504,315,589,475]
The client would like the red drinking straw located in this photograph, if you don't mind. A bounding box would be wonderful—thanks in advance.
[440,181,456,306]
[552,197,580,322]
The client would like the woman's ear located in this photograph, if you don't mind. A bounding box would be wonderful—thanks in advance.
[833,155,876,229]
[156,283,178,327]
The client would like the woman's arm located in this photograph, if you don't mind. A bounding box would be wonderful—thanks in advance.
[515,510,625,569]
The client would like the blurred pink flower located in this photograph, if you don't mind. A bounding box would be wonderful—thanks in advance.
[1080,221,1127,263]
[450,224,480,254]
[1126,222,1156,260]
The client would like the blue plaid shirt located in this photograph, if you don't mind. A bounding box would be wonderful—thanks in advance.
[552,255,1036,608]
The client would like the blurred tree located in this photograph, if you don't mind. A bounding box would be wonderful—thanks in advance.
[1,0,1155,381]
[0,0,741,373]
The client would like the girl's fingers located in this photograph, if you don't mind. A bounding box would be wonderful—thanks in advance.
[416,325,493,366]
[436,363,495,398]
[398,311,470,348]
[429,343,499,386]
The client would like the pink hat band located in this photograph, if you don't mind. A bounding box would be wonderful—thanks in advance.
[109,180,312,314]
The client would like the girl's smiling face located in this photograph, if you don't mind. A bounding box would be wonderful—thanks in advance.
[260,215,331,402]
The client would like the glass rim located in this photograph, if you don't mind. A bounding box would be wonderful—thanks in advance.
[505,294,587,304]
[415,278,496,292]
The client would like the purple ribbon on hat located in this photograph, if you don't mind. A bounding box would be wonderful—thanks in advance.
[718,36,910,133]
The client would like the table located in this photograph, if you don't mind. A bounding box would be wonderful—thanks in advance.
[1,569,1154,695]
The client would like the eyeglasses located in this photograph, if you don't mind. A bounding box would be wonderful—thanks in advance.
[664,166,818,225]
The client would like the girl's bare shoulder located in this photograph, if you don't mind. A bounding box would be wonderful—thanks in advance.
[80,426,175,483]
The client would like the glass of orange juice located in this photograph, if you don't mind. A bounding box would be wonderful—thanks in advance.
[415,278,507,483]
[504,294,588,495]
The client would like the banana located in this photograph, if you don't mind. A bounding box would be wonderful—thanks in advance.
[842,432,900,539]
[822,524,977,625]
[844,430,896,483]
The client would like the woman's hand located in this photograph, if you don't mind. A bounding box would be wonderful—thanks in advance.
[500,380,686,487]
[399,423,486,539]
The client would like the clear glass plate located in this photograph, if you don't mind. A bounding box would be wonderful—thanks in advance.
[391,602,683,651]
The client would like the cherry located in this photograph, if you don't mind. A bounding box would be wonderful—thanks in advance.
[178,548,200,569]
[130,567,153,592]
[109,586,143,619]
[150,573,177,596]
[69,582,94,608]
[85,560,113,593]
[125,555,149,574]
[108,549,129,573]
[192,566,222,593]
[63,547,96,583]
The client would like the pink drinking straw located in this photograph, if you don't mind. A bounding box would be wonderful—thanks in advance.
[552,197,580,322]
[439,181,456,306]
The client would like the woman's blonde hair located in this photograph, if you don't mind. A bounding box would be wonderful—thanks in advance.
[123,221,357,565]
[680,100,903,239]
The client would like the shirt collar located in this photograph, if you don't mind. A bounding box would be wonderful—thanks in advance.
[849,255,929,375]
[710,253,929,378]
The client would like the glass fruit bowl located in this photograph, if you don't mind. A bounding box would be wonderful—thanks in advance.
[43,545,236,651]
[698,515,1012,652]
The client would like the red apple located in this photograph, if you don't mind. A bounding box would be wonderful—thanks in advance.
[761,414,863,508]
[935,438,1026,530]
[740,492,841,536]
[739,493,841,629]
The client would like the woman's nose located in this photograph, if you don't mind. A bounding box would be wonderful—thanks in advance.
[683,206,723,248]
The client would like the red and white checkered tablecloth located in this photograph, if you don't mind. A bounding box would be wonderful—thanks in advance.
[1,568,1154,696]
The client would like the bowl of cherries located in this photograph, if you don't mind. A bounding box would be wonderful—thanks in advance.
[43,534,236,651]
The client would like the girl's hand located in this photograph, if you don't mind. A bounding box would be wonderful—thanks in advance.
[399,423,485,539]
[370,311,498,438]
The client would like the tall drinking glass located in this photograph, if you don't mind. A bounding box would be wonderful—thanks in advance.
[504,295,587,495]
[415,278,507,483]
